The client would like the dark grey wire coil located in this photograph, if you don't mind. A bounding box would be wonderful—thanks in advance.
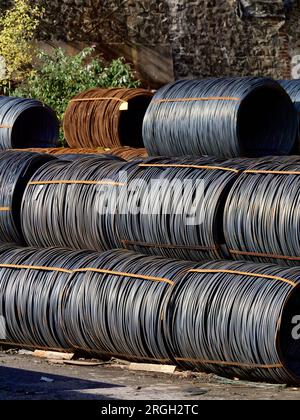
[116,157,241,261]
[279,80,300,151]
[0,245,97,349]
[63,249,195,361]
[0,247,300,384]
[224,159,300,266]
[143,77,297,158]
[21,156,127,251]
[21,153,242,260]
[0,96,59,149]
[57,154,125,162]
[279,80,300,114]
[164,259,300,384]
[0,151,55,245]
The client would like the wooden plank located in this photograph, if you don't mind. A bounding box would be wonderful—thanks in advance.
[128,363,177,374]
[33,350,74,361]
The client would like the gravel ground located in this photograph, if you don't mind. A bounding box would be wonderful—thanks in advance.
[0,350,300,400]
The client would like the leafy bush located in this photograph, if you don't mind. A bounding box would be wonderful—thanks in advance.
[13,47,141,143]
[0,0,43,92]
[13,47,141,121]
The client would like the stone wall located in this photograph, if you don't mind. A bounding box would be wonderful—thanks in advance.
[167,0,291,79]
[1,0,300,85]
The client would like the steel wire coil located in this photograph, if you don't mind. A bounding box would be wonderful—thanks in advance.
[21,154,249,259]
[164,259,300,384]
[1,247,300,384]
[62,249,195,361]
[21,157,128,251]
[224,159,300,266]
[0,246,97,349]
[56,154,124,162]
[279,80,300,149]
[116,157,242,261]
[63,88,153,149]
[279,80,300,113]
[143,77,297,158]
[0,96,59,149]
[0,151,55,245]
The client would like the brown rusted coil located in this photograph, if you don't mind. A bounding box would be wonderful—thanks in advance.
[13,147,148,161]
[63,88,153,149]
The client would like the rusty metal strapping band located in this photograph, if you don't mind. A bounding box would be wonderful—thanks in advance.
[70,97,127,104]
[175,358,283,369]
[0,339,282,369]
[0,338,283,369]
[187,269,297,288]
[139,163,239,174]
[153,97,240,104]
[0,263,174,286]
[70,97,128,111]
[0,207,11,212]
[0,124,12,129]
[0,264,72,274]
[28,180,125,187]
[230,249,300,262]
[73,268,174,286]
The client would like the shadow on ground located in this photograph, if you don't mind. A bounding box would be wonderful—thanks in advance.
[0,366,122,400]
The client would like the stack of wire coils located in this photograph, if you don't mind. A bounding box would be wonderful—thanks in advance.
[0,151,55,244]
[21,156,127,251]
[0,246,300,384]
[116,157,241,261]
[63,88,153,149]
[0,96,59,149]
[143,77,298,158]
[224,159,300,266]
[63,249,196,361]
[21,156,243,260]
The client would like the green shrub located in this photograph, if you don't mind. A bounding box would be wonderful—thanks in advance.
[0,0,43,92]
[13,47,141,143]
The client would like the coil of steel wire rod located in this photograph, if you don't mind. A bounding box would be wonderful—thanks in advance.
[0,151,55,244]
[21,156,127,251]
[164,259,300,384]
[116,157,242,261]
[1,247,300,384]
[63,88,153,149]
[143,77,297,158]
[279,80,300,115]
[279,80,300,150]
[57,154,124,162]
[63,249,195,361]
[0,246,98,349]
[224,159,300,266]
[21,154,249,258]
[0,96,59,149]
